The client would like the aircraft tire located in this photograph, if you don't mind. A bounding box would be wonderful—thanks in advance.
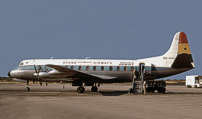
[91,86,98,92]
[27,87,30,91]
[128,88,133,94]
[77,87,85,93]
[24,87,30,92]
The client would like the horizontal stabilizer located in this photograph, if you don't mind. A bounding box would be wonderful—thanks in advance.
[171,53,193,68]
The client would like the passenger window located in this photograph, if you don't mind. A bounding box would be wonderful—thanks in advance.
[131,66,134,71]
[124,66,127,71]
[109,66,113,71]
[93,66,96,71]
[78,66,82,70]
[101,66,104,71]
[117,66,120,71]
[86,66,89,71]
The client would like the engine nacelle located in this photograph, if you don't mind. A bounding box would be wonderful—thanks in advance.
[13,78,27,83]
[34,71,52,78]
[48,70,67,78]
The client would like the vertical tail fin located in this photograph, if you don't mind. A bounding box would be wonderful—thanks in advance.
[163,32,195,68]
[163,32,180,58]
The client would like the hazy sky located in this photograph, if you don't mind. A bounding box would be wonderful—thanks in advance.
[0,1,201,79]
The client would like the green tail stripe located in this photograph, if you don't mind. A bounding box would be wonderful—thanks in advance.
[189,54,193,63]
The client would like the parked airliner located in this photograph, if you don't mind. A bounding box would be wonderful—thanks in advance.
[8,32,195,93]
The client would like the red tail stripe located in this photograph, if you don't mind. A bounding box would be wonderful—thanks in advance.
[179,32,188,43]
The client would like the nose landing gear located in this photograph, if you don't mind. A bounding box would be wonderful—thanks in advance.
[23,87,30,92]
[23,80,31,92]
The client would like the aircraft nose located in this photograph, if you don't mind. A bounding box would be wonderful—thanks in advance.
[7,70,11,77]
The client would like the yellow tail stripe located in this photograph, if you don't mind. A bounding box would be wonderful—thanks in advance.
[178,43,191,54]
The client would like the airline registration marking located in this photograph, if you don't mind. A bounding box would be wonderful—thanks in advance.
[119,62,134,66]
[163,57,175,59]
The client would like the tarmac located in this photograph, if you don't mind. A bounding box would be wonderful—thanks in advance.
[1,83,202,119]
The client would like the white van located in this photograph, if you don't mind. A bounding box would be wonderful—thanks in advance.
[186,75,202,88]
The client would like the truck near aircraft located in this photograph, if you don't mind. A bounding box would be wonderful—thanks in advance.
[186,75,202,88]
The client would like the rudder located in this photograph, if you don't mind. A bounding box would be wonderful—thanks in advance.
[178,32,194,63]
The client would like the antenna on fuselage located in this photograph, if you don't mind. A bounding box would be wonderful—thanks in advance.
[50,57,54,59]
[86,57,90,60]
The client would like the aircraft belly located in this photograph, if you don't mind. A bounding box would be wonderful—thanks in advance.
[148,68,193,79]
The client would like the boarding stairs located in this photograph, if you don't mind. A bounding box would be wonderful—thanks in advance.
[130,63,145,94]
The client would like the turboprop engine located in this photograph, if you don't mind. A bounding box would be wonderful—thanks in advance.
[34,71,51,78]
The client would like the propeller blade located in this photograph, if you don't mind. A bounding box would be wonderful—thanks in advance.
[34,64,38,73]
[34,64,40,80]
[38,65,42,72]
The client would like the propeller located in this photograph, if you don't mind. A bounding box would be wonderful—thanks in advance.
[34,64,42,80]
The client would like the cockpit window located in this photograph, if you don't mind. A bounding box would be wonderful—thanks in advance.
[19,62,24,66]
[13,65,53,71]
[13,66,32,70]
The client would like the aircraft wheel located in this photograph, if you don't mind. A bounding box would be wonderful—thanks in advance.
[27,87,30,91]
[91,86,98,92]
[77,87,85,93]
[24,87,30,92]
[129,88,133,94]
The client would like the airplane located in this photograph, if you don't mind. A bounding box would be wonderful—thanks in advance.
[7,32,195,93]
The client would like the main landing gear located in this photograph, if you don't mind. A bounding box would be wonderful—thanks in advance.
[91,86,98,92]
[75,83,99,93]
[76,86,98,93]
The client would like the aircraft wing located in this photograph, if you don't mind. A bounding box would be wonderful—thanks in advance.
[46,64,117,80]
